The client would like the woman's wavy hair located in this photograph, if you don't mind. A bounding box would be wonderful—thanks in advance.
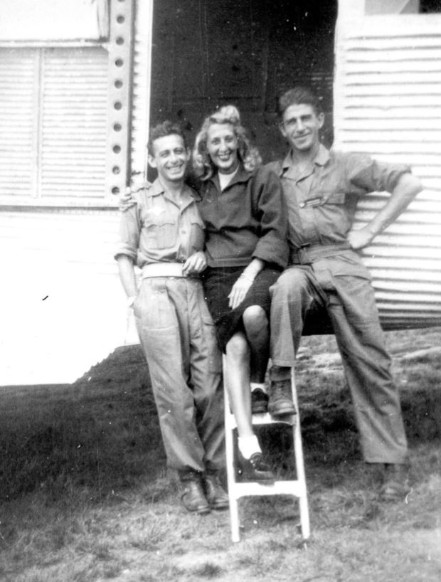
[192,105,262,181]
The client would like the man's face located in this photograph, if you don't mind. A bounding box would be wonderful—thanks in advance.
[148,134,189,183]
[280,103,324,153]
[206,123,240,174]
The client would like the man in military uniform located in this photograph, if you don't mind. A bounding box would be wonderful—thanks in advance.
[115,121,227,514]
[268,87,423,500]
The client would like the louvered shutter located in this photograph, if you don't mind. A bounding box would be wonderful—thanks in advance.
[0,49,37,197]
[0,47,108,202]
[40,47,108,200]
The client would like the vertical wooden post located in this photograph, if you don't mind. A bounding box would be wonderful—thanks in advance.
[106,0,135,200]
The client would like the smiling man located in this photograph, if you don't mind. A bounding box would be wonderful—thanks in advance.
[267,86,423,501]
[115,121,227,515]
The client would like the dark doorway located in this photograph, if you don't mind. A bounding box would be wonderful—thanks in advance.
[150,0,337,162]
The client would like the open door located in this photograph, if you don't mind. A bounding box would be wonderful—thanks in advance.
[149,0,338,162]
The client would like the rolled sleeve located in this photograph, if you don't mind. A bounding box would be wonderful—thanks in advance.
[347,153,411,194]
[114,204,140,263]
[252,165,289,269]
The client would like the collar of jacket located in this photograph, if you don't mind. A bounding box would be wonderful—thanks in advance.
[209,163,252,190]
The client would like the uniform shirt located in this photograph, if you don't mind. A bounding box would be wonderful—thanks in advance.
[196,164,288,269]
[115,178,205,267]
[267,145,411,250]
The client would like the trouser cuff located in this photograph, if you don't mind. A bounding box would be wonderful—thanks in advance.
[178,468,204,482]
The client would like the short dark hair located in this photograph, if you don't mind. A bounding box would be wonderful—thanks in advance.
[277,86,323,118]
[147,121,187,153]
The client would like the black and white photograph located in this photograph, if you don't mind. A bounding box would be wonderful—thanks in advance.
[1,1,441,580]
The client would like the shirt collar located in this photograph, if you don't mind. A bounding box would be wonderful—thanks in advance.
[147,178,165,197]
[282,143,330,170]
[149,178,196,207]
[314,144,330,166]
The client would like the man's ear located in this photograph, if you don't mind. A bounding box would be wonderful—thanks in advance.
[147,153,157,169]
[318,112,325,129]
[278,122,287,140]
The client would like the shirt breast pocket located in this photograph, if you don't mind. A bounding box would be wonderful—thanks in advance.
[145,216,178,249]
[321,191,346,206]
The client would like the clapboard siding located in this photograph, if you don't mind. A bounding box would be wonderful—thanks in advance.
[335,7,441,327]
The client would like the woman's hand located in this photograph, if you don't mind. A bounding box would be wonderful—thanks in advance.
[183,251,207,276]
[228,273,254,309]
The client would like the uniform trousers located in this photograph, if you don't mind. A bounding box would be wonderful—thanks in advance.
[134,276,224,475]
[270,249,408,464]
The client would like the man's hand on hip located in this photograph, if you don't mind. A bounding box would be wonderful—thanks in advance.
[348,226,376,250]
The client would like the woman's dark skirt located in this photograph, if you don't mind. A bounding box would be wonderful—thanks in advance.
[202,266,282,353]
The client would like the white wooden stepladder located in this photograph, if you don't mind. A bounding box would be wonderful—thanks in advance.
[223,358,310,543]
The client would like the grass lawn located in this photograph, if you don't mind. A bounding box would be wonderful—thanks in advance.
[0,329,440,581]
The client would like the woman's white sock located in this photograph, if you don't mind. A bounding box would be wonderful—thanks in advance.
[238,435,261,460]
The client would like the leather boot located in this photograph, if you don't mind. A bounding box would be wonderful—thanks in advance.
[268,379,296,417]
[203,473,229,510]
[180,472,210,515]
[380,463,410,502]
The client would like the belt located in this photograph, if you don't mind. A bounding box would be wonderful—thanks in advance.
[142,262,187,278]
[290,242,351,265]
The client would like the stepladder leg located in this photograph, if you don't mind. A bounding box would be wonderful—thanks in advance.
[299,491,311,540]
[229,495,240,542]
[291,367,311,540]
[223,355,241,542]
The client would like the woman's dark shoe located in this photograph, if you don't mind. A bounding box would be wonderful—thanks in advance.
[203,473,229,510]
[181,479,211,514]
[251,388,269,414]
[237,452,275,484]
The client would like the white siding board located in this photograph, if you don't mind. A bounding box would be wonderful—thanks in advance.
[345,60,441,73]
[337,131,441,143]
[345,72,441,86]
[344,36,441,50]
[340,119,441,130]
[341,84,441,96]
[344,95,441,108]
[334,7,441,327]
[344,107,441,119]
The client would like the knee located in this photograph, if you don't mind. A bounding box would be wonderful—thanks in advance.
[272,269,307,302]
[226,333,250,361]
[243,305,268,336]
